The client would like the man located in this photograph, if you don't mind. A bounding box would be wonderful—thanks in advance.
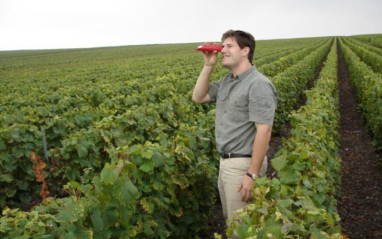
[192,30,278,229]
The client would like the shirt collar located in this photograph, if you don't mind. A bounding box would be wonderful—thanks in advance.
[229,65,257,82]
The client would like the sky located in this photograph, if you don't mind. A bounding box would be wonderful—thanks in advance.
[0,0,381,51]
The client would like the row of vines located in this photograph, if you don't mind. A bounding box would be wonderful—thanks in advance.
[339,36,382,151]
[2,34,379,238]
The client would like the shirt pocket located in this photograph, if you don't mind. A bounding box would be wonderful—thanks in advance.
[231,95,249,112]
[228,95,249,122]
[217,91,228,102]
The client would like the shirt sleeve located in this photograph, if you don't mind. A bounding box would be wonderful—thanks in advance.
[248,82,278,125]
[208,80,221,102]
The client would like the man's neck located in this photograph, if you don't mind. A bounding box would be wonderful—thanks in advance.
[231,61,252,78]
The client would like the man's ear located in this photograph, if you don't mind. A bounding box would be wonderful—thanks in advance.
[242,46,250,57]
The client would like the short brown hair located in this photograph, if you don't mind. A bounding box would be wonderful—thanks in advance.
[221,30,256,64]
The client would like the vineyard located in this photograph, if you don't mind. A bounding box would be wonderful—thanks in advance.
[0,34,382,238]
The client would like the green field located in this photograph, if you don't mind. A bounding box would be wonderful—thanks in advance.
[1,34,381,238]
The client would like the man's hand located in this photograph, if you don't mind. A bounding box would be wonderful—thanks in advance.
[192,46,218,103]
[203,50,218,67]
[237,175,255,202]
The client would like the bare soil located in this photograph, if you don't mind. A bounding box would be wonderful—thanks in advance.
[336,41,382,239]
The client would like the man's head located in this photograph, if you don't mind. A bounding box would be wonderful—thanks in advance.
[221,30,256,64]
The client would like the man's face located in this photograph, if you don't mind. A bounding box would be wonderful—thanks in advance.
[221,37,245,69]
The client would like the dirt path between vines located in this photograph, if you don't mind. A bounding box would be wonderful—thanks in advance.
[337,42,382,238]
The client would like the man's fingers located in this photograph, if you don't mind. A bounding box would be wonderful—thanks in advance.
[246,190,253,202]
[239,177,255,202]
[241,188,248,202]
[241,188,253,202]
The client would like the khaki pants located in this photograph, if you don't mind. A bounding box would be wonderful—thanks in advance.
[218,156,268,238]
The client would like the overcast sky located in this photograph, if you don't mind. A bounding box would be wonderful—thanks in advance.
[1,0,381,51]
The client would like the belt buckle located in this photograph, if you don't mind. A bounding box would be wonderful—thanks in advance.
[221,153,232,159]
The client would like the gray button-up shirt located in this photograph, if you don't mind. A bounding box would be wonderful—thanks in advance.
[208,65,278,154]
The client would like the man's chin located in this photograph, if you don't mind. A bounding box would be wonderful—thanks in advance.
[222,62,231,69]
